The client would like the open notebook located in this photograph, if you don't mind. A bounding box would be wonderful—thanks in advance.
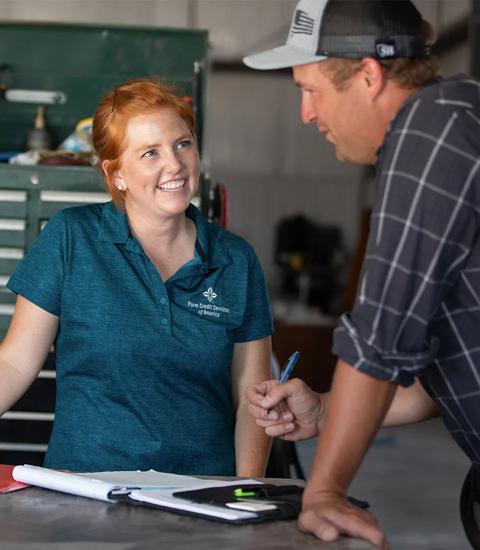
[12,464,302,523]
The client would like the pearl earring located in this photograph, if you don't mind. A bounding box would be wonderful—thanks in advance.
[117,185,124,191]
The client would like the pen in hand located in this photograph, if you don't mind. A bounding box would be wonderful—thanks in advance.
[266,351,301,415]
[278,351,300,384]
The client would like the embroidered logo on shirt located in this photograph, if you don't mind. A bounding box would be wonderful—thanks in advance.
[202,287,217,303]
[187,287,230,319]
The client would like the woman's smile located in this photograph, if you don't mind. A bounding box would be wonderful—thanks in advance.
[157,178,187,192]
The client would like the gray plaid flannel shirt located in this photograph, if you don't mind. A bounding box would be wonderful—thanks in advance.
[333,74,480,463]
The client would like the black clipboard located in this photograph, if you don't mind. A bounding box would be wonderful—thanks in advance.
[172,483,303,523]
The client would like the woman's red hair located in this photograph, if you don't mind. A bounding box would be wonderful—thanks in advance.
[92,78,196,209]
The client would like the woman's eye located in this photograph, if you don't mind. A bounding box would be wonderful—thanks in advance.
[176,140,191,151]
[142,149,157,158]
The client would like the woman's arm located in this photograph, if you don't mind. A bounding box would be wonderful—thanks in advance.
[0,295,58,415]
[232,336,273,477]
[381,378,438,426]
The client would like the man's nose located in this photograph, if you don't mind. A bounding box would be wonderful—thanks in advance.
[300,97,316,125]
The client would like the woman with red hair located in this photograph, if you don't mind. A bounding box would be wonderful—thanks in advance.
[0,79,273,476]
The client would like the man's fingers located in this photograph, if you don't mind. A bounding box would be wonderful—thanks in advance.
[248,403,273,419]
[258,381,296,409]
[246,379,305,411]
[298,506,388,549]
[245,381,271,406]
[298,510,340,542]
[264,423,295,438]
[298,510,388,550]
[255,417,294,430]
[248,402,293,421]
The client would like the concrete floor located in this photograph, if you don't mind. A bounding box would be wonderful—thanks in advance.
[296,418,471,549]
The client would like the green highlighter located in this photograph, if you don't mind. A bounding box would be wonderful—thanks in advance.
[233,488,257,498]
[233,485,302,498]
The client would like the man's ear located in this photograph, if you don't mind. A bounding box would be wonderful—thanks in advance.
[360,58,386,100]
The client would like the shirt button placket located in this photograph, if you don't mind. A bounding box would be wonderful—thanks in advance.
[159,293,171,333]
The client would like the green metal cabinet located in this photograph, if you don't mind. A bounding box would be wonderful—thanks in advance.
[0,22,209,465]
[0,22,208,152]
[0,21,209,335]
[0,164,109,333]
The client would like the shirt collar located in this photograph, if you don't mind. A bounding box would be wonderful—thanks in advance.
[97,201,130,243]
[185,204,232,270]
[376,77,444,159]
[185,203,208,261]
[97,201,230,269]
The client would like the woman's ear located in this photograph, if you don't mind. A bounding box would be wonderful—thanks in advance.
[101,159,111,179]
[102,160,126,191]
[360,58,386,100]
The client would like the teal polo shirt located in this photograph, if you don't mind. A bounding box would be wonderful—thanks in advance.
[7,201,273,474]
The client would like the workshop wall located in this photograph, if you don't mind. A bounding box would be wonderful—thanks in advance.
[0,0,472,287]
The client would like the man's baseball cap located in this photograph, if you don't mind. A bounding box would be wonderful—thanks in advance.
[243,0,431,70]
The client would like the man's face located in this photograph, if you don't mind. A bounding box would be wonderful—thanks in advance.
[293,61,380,165]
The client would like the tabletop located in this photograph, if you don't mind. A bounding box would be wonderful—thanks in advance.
[0,481,376,550]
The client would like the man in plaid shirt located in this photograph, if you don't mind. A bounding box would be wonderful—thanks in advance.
[244,0,480,548]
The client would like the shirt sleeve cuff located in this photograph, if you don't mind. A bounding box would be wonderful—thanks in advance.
[333,315,439,387]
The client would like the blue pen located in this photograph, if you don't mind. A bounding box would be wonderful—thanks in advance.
[279,351,301,384]
[266,351,300,415]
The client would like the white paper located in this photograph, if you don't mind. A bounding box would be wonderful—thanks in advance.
[12,466,207,503]
[129,480,262,521]
[12,465,117,502]
[76,470,202,489]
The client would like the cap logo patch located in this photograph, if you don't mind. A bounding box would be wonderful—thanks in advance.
[375,42,396,58]
[291,9,314,35]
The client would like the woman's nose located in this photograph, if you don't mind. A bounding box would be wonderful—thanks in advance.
[165,149,183,172]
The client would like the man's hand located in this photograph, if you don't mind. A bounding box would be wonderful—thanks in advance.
[299,490,388,549]
[246,378,324,441]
